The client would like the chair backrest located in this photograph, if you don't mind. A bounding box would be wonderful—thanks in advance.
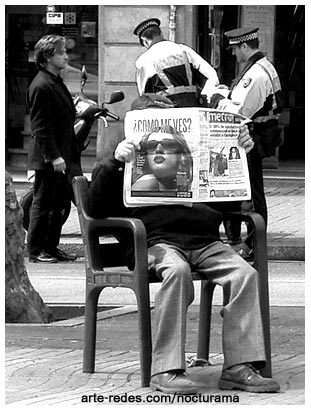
[72,176,89,219]
[72,176,127,272]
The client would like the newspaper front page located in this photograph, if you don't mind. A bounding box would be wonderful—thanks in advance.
[123,107,251,207]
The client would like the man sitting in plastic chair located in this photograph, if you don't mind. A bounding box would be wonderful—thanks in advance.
[85,94,280,395]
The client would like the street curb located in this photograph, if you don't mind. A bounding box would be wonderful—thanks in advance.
[268,239,305,261]
[58,237,305,262]
[5,305,141,328]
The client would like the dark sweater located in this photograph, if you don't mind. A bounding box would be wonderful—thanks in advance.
[85,153,240,266]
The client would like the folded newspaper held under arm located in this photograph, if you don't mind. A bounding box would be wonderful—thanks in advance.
[123,107,251,207]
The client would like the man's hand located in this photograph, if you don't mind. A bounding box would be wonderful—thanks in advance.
[52,156,66,172]
[238,123,254,154]
[216,97,232,111]
[114,140,140,163]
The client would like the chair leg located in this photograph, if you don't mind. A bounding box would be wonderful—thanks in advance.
[257,268,272,378]
[197,281,216,361]
[134,279,152,387]
[253,232,272,378]
[83,285,104,373]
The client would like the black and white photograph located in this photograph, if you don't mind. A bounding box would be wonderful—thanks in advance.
[4,1,306,407]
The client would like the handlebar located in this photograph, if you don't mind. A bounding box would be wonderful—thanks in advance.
[96,109,119,122]
[75,95,121,122]
[105,110,119,121]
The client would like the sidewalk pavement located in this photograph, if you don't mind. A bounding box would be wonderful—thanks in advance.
[5,170,306,406]
[6,293,305,405]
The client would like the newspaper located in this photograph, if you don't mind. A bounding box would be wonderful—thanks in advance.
[123,107,251,207]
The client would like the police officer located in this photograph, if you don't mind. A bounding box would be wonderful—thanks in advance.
[217,27,283,257]
[133,18,219,107]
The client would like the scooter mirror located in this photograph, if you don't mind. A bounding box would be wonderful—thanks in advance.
[106,90,125,104]
[80,65,88,91]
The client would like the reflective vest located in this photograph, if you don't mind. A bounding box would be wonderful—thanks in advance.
[226,56,283,123]
[135,40,218,98]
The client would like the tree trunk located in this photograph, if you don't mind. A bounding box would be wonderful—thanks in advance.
[5,171,53,323]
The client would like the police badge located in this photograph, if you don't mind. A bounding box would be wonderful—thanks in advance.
[243,77,252,88]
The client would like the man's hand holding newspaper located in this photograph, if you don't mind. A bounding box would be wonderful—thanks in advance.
[115,140,140,163]
[237,123,254,153]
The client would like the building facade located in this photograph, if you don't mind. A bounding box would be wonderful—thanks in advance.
[5,5,305,173]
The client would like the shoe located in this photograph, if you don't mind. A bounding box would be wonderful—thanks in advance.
[150,371,200,394]
[29,252,58,263]
[49,247,77,262]
[218,363,280,393]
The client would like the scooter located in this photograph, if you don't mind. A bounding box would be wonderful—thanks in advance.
[21,65,125,230]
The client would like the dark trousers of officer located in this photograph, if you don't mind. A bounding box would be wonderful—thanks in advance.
[225,144,267,248]
[245,144,268,247]
[247,144,268,224]
[27,165,72,256]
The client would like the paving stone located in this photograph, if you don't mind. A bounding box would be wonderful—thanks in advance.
[6,349,305,405]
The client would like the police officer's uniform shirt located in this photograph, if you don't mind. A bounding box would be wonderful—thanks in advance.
[135,40,219,98]
[221,56,282,123]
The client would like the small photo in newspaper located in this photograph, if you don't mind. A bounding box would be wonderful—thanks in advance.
[123,107,251,207]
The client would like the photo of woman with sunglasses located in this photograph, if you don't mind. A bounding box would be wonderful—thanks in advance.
[131,125,193,192]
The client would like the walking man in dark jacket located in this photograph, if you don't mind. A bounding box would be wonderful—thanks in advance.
[26,34,81,263]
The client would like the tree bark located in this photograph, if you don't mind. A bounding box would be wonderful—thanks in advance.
[5,171,53,323]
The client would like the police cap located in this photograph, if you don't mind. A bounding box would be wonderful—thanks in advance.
[133,18,161,40]
[224,27,259,47]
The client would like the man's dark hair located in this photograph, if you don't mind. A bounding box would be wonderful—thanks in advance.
[239,38,259,50]
[141,25,162,41]
[34,34,65,69]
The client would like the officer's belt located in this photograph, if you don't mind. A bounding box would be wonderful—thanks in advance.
[159,85,197,96]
